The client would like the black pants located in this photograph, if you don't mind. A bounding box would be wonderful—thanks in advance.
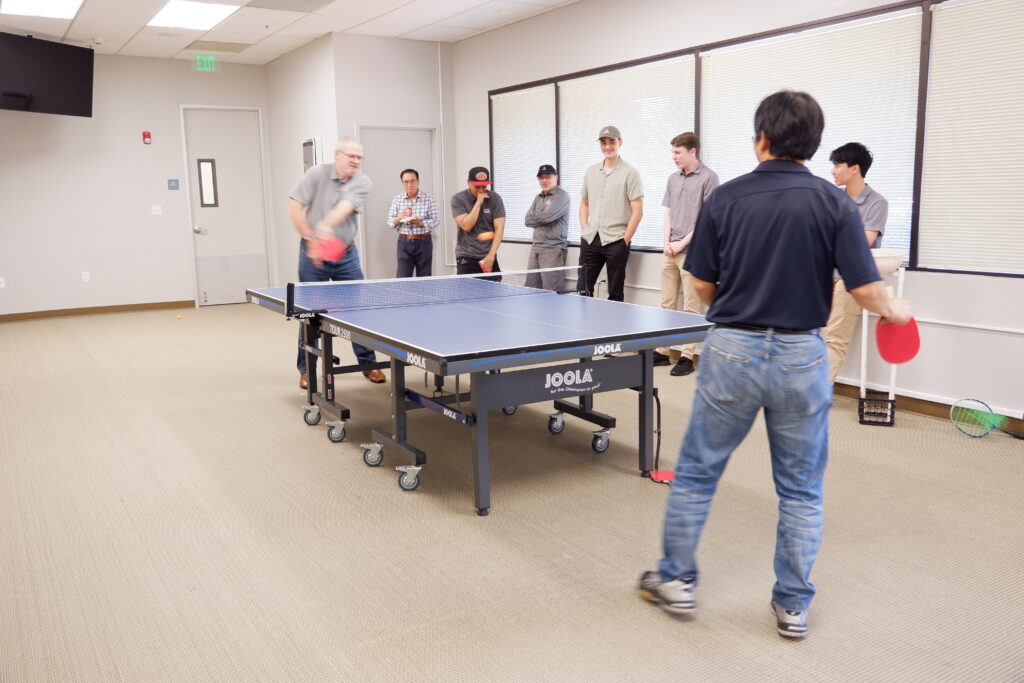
[456,257,502,282]
[580,234,630,301]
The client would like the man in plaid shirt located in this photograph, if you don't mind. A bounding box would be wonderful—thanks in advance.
[387,168,440,277]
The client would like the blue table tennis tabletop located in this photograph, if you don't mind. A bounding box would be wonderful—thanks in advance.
[248,277,707,365]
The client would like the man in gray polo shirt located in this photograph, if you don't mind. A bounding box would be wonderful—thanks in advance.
[579,126,644,302]
[524,164,570,291]
[655,132,720,377]
[825,142,889,382]
[289,136,383,388]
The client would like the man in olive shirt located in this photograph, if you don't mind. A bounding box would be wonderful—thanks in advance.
[452,166,505,275]
[579,126,644,302]
[524,164,570,291]
[655,132,720,376]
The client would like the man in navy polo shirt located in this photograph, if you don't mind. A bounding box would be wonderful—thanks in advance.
[638,91,911,638]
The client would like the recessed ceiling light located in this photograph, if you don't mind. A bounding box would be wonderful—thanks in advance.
[0,0,85,20]
[147,0,240,31]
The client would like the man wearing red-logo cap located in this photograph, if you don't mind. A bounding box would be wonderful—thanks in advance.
[451,166,506,277]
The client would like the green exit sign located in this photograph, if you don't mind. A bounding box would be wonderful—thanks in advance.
[195,55,216,72]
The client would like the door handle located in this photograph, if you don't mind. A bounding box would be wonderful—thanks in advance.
[193,225,208,234]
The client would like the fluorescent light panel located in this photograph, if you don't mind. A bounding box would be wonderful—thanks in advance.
[148,0,241,31]
[0,0,84,19]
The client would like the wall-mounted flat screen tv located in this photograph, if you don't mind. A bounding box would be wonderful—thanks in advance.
[0,31,94,117]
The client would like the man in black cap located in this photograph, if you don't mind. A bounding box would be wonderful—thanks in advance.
[451,166,505,275]
[524,164,570,290]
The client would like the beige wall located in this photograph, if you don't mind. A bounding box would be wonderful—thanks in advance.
[0,54,268,314]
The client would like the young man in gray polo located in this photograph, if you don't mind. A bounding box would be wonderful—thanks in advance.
[825,142,889,383]
[654,132,720,376]
[579,126,644,302]
[524,164,570,291]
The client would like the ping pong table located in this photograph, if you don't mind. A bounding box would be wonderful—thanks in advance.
[246,271,709,516]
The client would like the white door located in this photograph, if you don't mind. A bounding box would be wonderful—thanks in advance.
[184,108,270,305]
[358,127,436,280]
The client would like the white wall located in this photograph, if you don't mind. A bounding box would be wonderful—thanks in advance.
[265,35,337,286]
[0,55,268,315]
[445,0,1024,413]
[332,34,453,270]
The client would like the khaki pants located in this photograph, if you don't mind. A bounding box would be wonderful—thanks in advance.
[824,278,862,383]
[656,252,702,359]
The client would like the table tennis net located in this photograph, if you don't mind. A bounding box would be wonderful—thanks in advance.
[287,265,583,314]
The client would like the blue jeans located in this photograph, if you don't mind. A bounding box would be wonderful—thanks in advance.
[658,326,832,611]
[296,242,376,373]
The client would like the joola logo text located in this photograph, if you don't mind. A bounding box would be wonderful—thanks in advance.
[406,352,427,369]
[593,343,621,355]
[545,368,594,389]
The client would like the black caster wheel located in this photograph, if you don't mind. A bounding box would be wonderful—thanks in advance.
[592,434,610,453]
[501,405,517,416]
[303,409,321,426]
[548,416,565,434]
[327,425,346,443]
[362,448,384,467]
[397,471,420,491]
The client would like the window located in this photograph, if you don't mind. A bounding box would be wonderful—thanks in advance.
[918,0,1024,274]
[700,9,922,261]
[559,55,695,248]
[490,84,556,242]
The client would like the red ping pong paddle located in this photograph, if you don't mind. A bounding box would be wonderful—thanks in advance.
[875,316,920,364]
[319,237,347,262]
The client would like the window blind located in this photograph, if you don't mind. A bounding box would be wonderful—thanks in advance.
[558,55,696,248]
[701,9,921,262]
[918,0,1024,274]
[490,84,556,242]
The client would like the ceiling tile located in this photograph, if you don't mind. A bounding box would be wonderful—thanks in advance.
[244,32,314,51]
[315,0,409,19]
[211,6,303,32]
[275,12,360,35]
[345,17,421,37]
[74,0,167,26]
[118,25,203,58]
[0,15,71,40]
[245,0,330,10]
[400,24,479,42]
[374,0,484,26]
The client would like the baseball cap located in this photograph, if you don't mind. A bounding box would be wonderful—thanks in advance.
[597,125,622,140]
[467,166,492,185]
[536,164,557,177]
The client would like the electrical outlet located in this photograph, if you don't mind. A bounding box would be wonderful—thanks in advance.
[82,271,90,283]
[151,205,162,216]
[0,277,5,288]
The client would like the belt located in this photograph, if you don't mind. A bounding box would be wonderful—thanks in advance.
[399,233,430,240]
[715,323,816,335]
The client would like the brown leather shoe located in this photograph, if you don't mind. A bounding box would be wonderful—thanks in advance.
[362,369,386,384]
[299,373,308,389]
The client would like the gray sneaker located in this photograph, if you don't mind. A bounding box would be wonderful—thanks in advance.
[638,571,696,615]
[771,601,808,638]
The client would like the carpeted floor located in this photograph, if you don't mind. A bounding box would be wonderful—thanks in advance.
[1,304,1021,682]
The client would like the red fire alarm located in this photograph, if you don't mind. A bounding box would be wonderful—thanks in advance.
[142,131,152,145]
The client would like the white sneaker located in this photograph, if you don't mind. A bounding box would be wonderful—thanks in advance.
[638,571,696,615]
[771,601,808,638]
